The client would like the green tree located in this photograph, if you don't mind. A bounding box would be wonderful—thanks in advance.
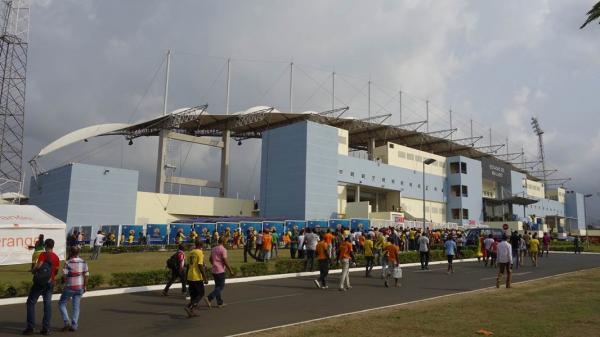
[581,1,600,29]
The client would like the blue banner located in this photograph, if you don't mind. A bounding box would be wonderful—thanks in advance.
[99,225,119,245]
[328,219,351,231]
[240,222,262,236]
[350,218,370,232]
[217,222,239,235]
[263,221,285,235]
[285,220,306,232]
[308,220,328,230]
[122,225,144,245]
[146,224,168,245]
[169,224,194,244]
[194,223,216,244]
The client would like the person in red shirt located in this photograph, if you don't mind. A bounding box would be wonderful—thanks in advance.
[383,238,400,288]
[24,238,60,335]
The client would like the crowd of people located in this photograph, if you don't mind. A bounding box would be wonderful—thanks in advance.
[21,225,587,333]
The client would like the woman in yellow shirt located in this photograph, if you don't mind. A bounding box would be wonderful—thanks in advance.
[529,233,540,267]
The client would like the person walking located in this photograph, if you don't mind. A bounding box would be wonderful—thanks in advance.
[205,237,234,308]
[323,229,334,259]
[542,232,551,257]
[364,234,375,277]
[529,233,540,267]
[303,228,319,272]
[510,231,520,269]
[314,234,330,289]
[255,230,264,260]
[444,237,457,274]
[574,235,582,254]
[243,228,255,263]
[496,234,513,288]
[184,239,209,318]
[418,233,430,270]
[383,237,401,288]
[27,234,45,271]
[163,244,186,296]
[262,229,273,262]
[483,234,495,267]
[91,231,105,260]
[24,239,60,335]
[337,237,354,291]
[290,227,299,259]
[519,234,527,266]
[271,228,279,258]
[58,246,89,332]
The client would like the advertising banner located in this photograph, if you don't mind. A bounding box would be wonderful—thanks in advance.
[99,225,119,245]
[350,218,370,231]
[121,225,144,245]
[263,221,285,234]
[240,222,262,236]
[284,220,306,232]
[217,222,239,235]
[328,219,351,231]
[307,220,328,230]
[0,227,66,266]
[194,223,216,244]
[169,224,193,244]
[146,224,167,245]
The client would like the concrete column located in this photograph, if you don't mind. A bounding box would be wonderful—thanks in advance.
[220,130,231,197]
[356,184,361,202]
[367,138,376,161]
[155,129,168,193]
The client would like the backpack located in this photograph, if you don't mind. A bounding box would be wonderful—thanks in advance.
[166,252,179,270]
[33,253,53,286]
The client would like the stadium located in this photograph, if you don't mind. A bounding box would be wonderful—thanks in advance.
[26,104,588,241]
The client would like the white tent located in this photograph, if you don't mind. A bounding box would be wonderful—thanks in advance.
[0,205,66,266]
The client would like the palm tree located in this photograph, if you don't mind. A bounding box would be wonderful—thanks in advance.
[581,1,600,29]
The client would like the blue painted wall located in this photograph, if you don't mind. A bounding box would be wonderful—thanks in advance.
[29,163,139,228]
[446,156,483,224]
[565,191,585,230]
[336,156,446,203]
[260,121,337,219]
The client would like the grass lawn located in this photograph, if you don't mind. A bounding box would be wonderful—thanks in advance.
[0,247,290,286]
[250,267,600,337]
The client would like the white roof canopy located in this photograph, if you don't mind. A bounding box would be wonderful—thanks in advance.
[0,205,65,229]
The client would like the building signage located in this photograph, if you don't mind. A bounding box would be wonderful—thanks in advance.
[481,158,511,186]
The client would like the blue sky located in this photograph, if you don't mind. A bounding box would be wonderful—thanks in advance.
[23,0,600,218]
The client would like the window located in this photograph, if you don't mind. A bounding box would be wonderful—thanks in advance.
[389,143,395,148]
[434,187,438,191]
[382,178,386,182]
[407,153,414,160]
[338,170,343,174]
[460,162,467,174]
[361,174,365,179]
[450,162,460,174]
[462,185,468,197]
[417,184,421,189]
[452,208,460,219]
[391,179,395,184]
[462,209,469,219]
[398,151,406,158]
[350,172,355,177]
[451,185,461,197]
[400,181,404,186]
[409,182,413,187]
[425,185,429,190]
[372,176,376,181]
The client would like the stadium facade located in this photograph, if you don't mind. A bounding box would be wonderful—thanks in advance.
[27,109,587,236]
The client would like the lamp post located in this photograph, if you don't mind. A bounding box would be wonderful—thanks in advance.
[423,158,436,231]
[584,193,593,248]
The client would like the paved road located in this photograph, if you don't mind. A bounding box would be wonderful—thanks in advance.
[1,253,598,337]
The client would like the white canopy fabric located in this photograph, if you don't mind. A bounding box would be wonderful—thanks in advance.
[0,205,66,265]
[36,123,131,158]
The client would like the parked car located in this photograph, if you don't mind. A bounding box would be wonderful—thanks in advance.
[464,227,505,246]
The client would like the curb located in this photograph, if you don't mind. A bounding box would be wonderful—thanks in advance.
[0,258,478,306]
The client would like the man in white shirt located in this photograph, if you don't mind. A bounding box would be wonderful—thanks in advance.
[483,234,495,267]
[496,234,513,289]
[417,234,430,270]
[91,231,104,260]
[303,228,319,271]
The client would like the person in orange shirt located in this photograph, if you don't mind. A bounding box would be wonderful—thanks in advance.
[261,230,273,262]
[383,237,401,288]
[323,229,334,259]
[314,234,330,289]
[336,237,354,291]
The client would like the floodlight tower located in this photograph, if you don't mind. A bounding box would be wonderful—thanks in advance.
[0,0,30,197]
[530,117,546,193]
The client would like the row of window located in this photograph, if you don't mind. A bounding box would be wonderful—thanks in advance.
[451,208,469,220]
[338,170,444,192]
[450,185,469,197]
[449,162,468,174]
[396,150,446,168]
